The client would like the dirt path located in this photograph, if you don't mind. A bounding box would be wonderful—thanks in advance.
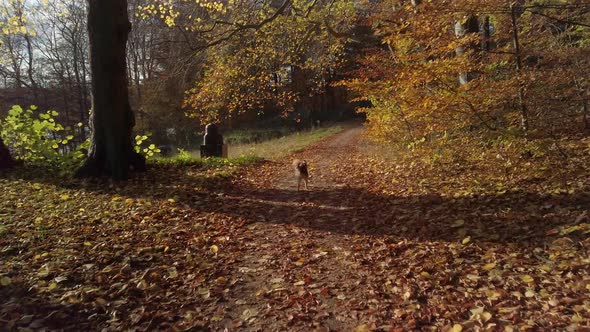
[209,126,388,331]
[269,126,364,190]
[201,125,590,331]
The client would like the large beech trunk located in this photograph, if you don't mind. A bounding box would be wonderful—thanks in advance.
[0,137,16,169]
[76,0,145,180]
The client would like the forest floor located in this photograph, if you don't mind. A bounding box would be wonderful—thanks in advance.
[1,125,590,331]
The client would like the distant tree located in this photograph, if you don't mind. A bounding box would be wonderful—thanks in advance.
[75,0,145,180]
[0,0,38,91]
[34,0,91,138]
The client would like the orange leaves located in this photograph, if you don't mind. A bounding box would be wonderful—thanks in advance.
[342,0,590,142]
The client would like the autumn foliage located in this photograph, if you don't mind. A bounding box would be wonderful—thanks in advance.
[138,0,355,126]
[340,0,590,142]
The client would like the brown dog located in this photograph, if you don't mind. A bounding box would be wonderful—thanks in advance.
[292,159,309,191]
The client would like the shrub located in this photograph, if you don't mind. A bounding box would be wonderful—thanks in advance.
[0,105,76,167]
[0,105,172,171]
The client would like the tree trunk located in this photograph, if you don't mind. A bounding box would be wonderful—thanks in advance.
[511,3,529,131]
[574,78,589,130]
[15,3,38,99]
[80,42,90,140]
[454,15,479,85]
[0,137,16,170]
[23,32,38,99]
[72,39,88,140]
[481,16,491,53]
[76,0,145,180]
[6,39,23,89]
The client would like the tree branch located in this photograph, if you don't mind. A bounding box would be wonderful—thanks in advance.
[197,0,292,51]
[528,10,590,28]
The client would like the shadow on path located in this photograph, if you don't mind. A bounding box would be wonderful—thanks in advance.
[184,181,590,247]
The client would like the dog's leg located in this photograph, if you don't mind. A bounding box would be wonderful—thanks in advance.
[297,178,301,191]
[304,178,308,190]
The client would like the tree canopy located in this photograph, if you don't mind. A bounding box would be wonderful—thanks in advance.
[0,0,589,173]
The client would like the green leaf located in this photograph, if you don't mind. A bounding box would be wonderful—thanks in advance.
[8,105,23,116]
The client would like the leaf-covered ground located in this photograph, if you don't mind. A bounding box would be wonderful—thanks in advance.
[1,127,590,331]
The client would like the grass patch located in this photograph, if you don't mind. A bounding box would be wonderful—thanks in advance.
[151,154,262,168]
[152,124,344,162]
[224,128,291,145]
[150,154,264,188]
[228,125,343,160]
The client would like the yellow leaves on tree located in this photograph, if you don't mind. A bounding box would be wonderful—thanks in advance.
[0,0,39,39]
[341,0,590,143]
[155,0,355,126]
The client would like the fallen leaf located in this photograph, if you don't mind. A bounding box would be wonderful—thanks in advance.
[95,297,108,305]
[470,306,484,317]
[353,324,370,332]
[452,219,465,228]
[168,267,178,278]
[0,276,11,286]
[241,308,258,320]
[210,245,219,254]
[572,313,584,323]
[482,262,496,271]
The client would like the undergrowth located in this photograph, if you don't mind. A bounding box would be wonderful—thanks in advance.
[361,131,590,197]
